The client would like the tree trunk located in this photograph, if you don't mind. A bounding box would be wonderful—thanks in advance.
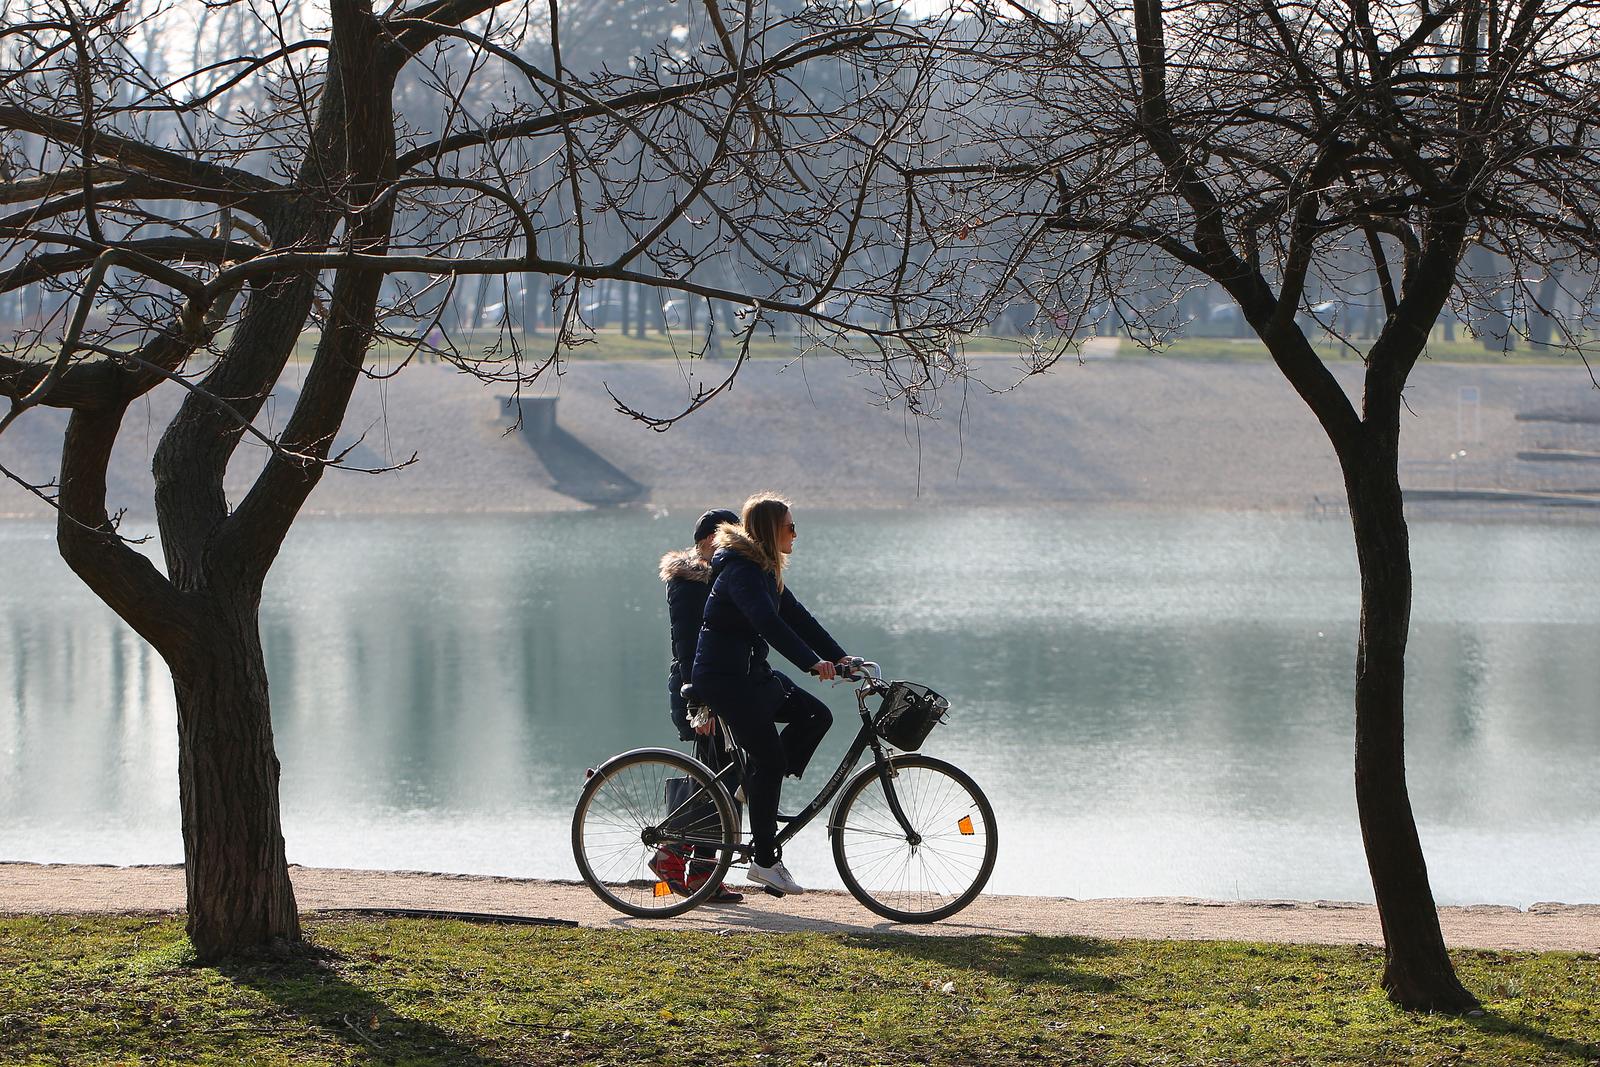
[169,596,299,960]
[1344,439,1478,1012]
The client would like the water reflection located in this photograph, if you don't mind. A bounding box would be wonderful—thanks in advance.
[2,511,1596,905]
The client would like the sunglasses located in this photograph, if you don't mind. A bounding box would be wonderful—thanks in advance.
[784,522,797,534]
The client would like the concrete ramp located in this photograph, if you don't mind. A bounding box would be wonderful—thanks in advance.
[503,396,644,506]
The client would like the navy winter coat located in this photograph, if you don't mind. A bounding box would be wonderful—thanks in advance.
[690,528,845,701]
[660,547,714,742]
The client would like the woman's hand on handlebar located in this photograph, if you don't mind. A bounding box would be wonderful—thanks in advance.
[812,656,867,681]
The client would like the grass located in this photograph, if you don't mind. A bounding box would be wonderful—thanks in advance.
[1133,334,1595,366]
[1,916,1597,1065]
[14,324,1591,369]
[280,328,809,366]
[293,330,1102,365]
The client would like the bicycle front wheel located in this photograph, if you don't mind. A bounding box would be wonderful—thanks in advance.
[830,754,997,923]
[572,747,738,918]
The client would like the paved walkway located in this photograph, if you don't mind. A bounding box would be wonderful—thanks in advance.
[4,864,1596,952]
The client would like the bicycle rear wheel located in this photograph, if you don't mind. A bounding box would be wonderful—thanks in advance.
[572,747,737,918]
[830,754,997,923]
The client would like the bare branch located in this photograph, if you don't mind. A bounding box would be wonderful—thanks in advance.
[0,104,285,201]
[391,28,876,172]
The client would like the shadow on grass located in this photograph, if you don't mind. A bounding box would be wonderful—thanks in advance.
[1462,1007,1600,1062]
[217,944,515,1066]
[838,933,1120,993]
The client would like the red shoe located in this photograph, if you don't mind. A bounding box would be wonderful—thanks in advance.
[649,848,690,896]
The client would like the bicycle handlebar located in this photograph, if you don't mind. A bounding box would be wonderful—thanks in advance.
[807,657,881,684]
[839,658,883,685]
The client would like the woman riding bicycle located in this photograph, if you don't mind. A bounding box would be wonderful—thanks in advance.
[691,493,854,895]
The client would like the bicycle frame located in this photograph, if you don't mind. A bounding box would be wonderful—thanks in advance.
[668,662,921,857]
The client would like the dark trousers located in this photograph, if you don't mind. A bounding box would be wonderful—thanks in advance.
[688,727,739,876]
[716,677,832,867]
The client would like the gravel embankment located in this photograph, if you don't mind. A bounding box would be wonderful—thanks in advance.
[4,346,1597,518]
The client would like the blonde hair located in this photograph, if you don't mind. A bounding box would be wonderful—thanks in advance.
[740,492,791,592]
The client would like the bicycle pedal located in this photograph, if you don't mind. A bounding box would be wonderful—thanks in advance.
[761,885,786,898]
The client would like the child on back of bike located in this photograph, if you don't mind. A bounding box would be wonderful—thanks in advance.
[691,493,855,896]
[657,508,744,903]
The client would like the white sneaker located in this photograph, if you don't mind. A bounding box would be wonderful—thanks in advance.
[748,860,806,895]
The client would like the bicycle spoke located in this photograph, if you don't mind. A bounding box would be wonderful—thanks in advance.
[836,824,911,841]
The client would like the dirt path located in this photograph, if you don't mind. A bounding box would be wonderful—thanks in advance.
[4,864,1595,952]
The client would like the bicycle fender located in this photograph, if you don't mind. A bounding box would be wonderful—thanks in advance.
[589,746,720,783]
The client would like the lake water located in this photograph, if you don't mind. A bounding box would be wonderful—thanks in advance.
[2,509,1597,906]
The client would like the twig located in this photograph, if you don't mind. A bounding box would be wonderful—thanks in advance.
[91,346,419,476]
[340,1013,383,1052]
[0,456,150,544]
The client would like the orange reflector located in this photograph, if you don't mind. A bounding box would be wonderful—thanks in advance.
[654,881,673,897]
[958,816,975,836]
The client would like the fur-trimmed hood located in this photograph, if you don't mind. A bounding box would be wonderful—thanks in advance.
[713,524,778,574]
[659,547,713,584]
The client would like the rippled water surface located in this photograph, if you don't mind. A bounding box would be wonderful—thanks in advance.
[3,509,1597,905]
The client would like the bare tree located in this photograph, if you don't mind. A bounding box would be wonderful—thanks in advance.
[0,0,947,958]
[895,0,1600,1010]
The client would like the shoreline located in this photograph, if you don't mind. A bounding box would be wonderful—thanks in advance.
[5,863,1596,952]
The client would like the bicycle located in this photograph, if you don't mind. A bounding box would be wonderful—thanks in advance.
[571,660,998,923]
